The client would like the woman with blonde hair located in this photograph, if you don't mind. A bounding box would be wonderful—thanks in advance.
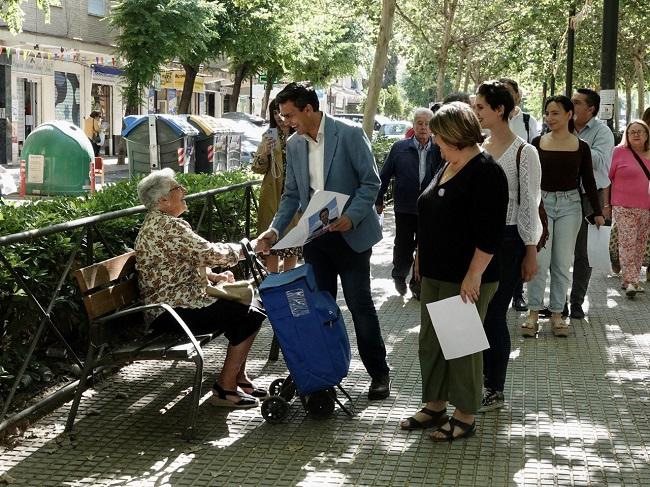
[400,102,508,441]
[609,120,650,297]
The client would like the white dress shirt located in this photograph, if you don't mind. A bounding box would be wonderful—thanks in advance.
[302,114,326,194]
[509,108,539,143]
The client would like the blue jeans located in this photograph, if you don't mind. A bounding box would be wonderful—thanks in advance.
[483,225,525,392]
[527,190,583,313]
[303,232,390,379]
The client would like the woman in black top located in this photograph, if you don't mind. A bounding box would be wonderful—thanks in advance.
[399,102,508,441]
[522,96,604,337]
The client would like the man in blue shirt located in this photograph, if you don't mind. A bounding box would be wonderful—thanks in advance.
[569,88,615,319]
[376,107,443,298]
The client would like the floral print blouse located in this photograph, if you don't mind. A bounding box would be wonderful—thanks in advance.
[134,209,240,320]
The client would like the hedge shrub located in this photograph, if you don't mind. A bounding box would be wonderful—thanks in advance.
[0,170,260,398]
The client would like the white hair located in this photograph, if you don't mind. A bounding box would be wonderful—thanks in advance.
[413,107,434,122]
[137,168,177,210]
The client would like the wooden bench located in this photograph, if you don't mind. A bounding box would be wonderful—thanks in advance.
[65,251,221,439]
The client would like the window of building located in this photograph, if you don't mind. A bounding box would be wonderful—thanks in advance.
[88,0,106,16]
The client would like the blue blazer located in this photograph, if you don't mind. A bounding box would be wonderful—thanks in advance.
[271,114,382,253]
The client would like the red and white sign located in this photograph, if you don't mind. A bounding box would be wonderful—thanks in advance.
[177,147,185,166]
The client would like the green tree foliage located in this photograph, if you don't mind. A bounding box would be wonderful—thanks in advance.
[109,0,224,114]
[0,0,57,34]
[382,85,404,118]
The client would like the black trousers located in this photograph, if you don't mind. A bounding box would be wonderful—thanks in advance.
[392,212,418,285]
[483,226,525,392]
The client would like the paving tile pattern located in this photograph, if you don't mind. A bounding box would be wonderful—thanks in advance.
[1,209,649,486]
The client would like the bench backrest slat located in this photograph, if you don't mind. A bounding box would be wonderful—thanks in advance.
[82,279,139,320]
[73,251,140,320]
[74,251,136,293]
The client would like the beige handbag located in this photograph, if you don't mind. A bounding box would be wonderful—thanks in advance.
[205,280,254,306]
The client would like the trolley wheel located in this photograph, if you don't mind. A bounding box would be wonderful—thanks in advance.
[269,378,285,397]
[269,377,296,400]
[306,389,335,419]
[261,396,289,424]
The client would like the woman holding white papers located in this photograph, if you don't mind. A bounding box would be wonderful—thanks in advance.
[473,81,542,413]
[399,102,508,441]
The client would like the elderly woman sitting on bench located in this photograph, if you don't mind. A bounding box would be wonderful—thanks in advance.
[135,168,267,408]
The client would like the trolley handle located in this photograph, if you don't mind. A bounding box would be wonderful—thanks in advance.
[240,238,267,287]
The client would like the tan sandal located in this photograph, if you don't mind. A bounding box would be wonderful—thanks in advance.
[551,316,569,337]
[520,316,538,337]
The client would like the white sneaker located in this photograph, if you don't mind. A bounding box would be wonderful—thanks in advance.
[625,283,637,298]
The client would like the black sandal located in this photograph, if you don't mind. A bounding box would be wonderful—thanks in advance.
[429,416,476,442]
[400,407,447,431]
[209,383,259,408]
[237,381,269,398]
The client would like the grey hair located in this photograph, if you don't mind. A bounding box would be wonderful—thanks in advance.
[137,168,176,210]
[413,107,434,122]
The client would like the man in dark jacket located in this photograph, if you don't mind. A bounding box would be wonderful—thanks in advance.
[375,107,442,298]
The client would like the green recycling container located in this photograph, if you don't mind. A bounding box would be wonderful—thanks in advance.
[22,120,93,196]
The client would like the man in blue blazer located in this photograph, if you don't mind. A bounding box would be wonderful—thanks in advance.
[256,82,390,400]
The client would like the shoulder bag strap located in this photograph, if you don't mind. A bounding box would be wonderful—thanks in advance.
[515,143,524,205]
[630,149,650,180]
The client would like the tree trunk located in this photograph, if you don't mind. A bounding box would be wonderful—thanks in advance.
[230,63,249,113]
[363,0,397,138]
[624,78,632,123]
[435,0,459,101]
[260,74,275,119]
[178,64,198,114]
[633,47,645,118]
[463,56,471,93]
[454,46,467,93]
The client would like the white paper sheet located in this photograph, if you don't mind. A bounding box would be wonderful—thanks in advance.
[425,295,490,360]
[272,190,350,250]
[587,224,612,273]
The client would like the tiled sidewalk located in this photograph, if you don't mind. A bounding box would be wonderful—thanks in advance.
[1,209,649,486]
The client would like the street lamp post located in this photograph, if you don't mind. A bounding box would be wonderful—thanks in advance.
[599,0,619,130]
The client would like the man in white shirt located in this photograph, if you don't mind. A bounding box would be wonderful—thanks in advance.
[256,82,391,400]
[568,88,615,319]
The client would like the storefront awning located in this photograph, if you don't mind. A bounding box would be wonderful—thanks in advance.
[92,65,125,76]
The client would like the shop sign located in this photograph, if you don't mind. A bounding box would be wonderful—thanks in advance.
[160,70,205,93]
[12,56,54,76]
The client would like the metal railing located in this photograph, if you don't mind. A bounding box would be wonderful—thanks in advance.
[0,179,261,429]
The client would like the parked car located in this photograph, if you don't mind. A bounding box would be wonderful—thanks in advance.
[333,113,392,132]
[377,120,413,139]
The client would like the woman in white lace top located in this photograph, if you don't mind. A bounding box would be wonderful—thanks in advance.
[473,80,542,412]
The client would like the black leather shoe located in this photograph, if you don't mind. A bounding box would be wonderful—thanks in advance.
[512,297,528,311]
[562,302,570,318]
[394,279,407,296]
[368,374,391,400]
[570,303,585,319]
[539,307,552,318]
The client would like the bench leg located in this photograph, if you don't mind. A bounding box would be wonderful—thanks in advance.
[268,333,280,361]
[183,354,204,440]
[65,344,97,433]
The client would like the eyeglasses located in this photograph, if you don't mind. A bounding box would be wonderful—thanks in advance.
[169,184,187,194]
[628,130,647,136]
